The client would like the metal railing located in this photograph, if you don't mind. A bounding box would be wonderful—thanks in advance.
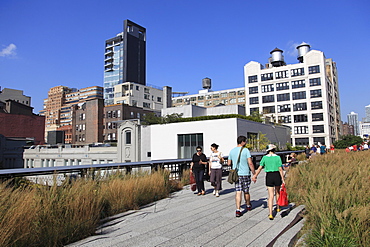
[0,151,304,181]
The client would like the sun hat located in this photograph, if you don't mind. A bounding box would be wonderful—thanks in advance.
[266,144,277,152]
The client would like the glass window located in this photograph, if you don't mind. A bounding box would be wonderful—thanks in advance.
[294,126,309,134]
[230,98,237,104]
[275,70,288,79]
[277,93,290,102]
[261,84,274,93]
[291,80,306,89]
[310,89,322,98]
[313,125,325,133]
[229,91,236,96]
[262,95,274,103]
[295,138,309,146]
[311,101,323,109]
[291,68,305,77]
[125,131,131,144]
[314,137,325,145]
[276,82,289,91]
[263,106,275,113]
[292,91,306,100]
[308,65,320,74]
[294,114,308,122]
[198,96,204,100]
[250,107,259,115]
[249,97,259,104]
[178,133,203,159]
[278,115,291,123]
[248,75,258,83]
[293,102,307,111]
[249,86,258,94]
[277,104,291,113]
[312,113,324,121]
[309,78,321,86]
[238,90,245,96]
[261,73,273,81]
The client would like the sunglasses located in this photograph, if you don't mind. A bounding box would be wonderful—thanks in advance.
[196,149,202,152]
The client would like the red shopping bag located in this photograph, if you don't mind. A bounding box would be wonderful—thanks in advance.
[190,172,196,191]
[277,184,289,207]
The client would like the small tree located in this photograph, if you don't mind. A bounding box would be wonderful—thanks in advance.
[142,112,162,125]
[333,135,363,149]
[246,132,270,152]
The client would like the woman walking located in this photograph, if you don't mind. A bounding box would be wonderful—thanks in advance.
[190,146,208,195]
[252,144,285,220]
[208,143,223,197]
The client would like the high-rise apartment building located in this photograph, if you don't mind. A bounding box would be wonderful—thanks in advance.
[244,43,341,146]
[40,85,104,142]
[347,111,359,136]
[365,104,370,122]
[104,20,146,106]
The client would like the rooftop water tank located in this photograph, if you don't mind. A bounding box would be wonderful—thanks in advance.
[202,77,211,89]
[270,48,285,67]
[297,42,311,63]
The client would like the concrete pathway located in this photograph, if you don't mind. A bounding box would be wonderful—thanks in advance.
[69,170,305,247]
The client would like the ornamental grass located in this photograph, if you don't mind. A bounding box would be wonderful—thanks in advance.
[287,150,369,247]
[0,170,182,247]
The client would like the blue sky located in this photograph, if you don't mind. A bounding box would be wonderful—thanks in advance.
[1,0,369,121]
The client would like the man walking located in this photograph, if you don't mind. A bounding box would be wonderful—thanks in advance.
[228,135,256,217]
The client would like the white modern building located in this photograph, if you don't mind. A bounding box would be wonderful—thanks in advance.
[347,111,360,136]
[359,122,370,138]
[244,43,341,146]
[24,117,291,167]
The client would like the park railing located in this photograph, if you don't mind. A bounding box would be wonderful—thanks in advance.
[0,150,304,183]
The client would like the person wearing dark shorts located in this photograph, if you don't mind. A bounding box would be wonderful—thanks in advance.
[252,144,285,220]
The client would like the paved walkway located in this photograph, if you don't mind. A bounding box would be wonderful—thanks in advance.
[69,170,305,247]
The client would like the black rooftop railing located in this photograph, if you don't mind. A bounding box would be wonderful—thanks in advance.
[0,151,304,180]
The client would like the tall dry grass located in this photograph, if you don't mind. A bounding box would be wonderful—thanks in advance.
[287,150,369,246]
[0,170,182,247]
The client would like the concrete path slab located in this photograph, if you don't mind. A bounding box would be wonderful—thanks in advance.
[68,170,305,247]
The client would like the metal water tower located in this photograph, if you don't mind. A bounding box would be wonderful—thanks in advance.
[202,77,211,89]
[297,42,311,63]
[270,48,286,67]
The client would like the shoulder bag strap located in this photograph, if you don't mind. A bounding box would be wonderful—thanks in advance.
[235,146,245,170]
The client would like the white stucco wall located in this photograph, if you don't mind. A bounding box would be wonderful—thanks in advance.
[151,118,238,160]
[150,118,290,160]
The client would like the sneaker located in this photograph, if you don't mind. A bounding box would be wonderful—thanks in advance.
[236,210,243,217]
[246,205,252,211]
[276,208,281,212]
[269,214,274,220]
[213,190,216,195]
[215,192,220,197]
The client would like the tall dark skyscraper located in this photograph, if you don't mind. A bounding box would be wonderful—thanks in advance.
[104,20,146,105]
